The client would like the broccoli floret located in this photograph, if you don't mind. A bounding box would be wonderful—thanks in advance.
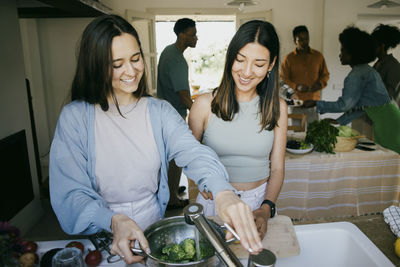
[198,242,215,259]
[161,243,175,254]
[180,238,196,260]
[162,243,186,261]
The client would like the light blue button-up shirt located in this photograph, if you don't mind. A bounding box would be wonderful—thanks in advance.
[316,64,391,125]
[50,97,234,235]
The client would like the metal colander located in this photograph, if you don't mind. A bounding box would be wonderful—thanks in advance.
[143,216,222,266]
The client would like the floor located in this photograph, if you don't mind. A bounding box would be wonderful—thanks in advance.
[23,178,399,266]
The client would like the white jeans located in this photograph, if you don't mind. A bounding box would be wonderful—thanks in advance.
[196,182,267,216]
[108,196,161,231]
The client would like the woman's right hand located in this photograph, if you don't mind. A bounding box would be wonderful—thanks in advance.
[215,190,263,254]
[110,214,150,264]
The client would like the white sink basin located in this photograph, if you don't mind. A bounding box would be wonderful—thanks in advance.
[37,222,394,266]
[240,222,394,267]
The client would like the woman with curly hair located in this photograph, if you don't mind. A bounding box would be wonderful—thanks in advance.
[303,26,400,153]
[372,24,400,107]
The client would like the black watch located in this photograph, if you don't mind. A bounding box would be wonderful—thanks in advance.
[260,199,276,218]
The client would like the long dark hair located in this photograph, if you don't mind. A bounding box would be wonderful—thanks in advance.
[211,20,280,131]
[71,14,149,112]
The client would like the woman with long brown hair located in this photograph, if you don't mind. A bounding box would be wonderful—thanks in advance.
[189,20,287,239]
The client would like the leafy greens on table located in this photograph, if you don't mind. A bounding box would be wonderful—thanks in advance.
[305,120,339,154]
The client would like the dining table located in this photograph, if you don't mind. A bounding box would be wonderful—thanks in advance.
[278,134,400,220]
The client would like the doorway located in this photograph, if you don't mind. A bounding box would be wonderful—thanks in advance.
[155,15,236,95]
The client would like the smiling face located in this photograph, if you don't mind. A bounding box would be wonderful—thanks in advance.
[111,33,144,104]
[231,42,275,99]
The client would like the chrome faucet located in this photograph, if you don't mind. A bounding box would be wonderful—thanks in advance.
[183,203,243,267]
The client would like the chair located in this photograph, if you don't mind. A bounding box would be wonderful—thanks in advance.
[288,113,307,132]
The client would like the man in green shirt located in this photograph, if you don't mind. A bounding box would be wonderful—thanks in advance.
[157,18,198,208]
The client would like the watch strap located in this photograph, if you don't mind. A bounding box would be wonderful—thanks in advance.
[261,199,276,218]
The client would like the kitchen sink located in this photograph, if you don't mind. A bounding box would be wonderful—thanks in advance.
[37,222,393,266]
[240,222,394,267]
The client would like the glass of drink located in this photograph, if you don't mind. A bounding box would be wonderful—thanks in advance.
[52,247,84,267]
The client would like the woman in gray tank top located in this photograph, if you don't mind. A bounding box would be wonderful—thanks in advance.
[189,20,287,240]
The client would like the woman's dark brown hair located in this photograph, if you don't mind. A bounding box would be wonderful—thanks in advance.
[211,20,281,131]
[71,14,149,113]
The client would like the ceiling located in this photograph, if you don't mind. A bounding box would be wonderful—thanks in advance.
[16,0,112,18]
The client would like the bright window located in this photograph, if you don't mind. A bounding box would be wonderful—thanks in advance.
[155,18,235,94]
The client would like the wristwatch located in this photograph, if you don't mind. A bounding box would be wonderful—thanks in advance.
[260,199,276,218]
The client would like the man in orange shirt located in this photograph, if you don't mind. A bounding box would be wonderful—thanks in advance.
[281,25,329,125]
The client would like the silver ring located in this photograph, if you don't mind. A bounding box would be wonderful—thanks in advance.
[120,255,125,259]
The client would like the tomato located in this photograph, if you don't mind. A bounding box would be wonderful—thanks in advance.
[85,249,102,267]
[65,241,85,254]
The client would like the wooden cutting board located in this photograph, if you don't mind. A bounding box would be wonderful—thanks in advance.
[209,215,300,259]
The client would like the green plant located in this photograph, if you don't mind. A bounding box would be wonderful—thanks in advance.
[305,120,339,154]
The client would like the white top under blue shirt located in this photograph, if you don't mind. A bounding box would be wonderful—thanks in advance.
[49,97,234,235]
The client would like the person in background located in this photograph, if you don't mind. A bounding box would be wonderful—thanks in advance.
[189,20,287,239]
[280,25,329,125]
[302,26,400,154]
[157,18,197,209]
[50,15,263,265]
[371,24,400,107]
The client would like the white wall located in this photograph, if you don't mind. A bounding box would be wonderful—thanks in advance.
[19,18,92,151]
[37,18,93,138]
[19,19,51,177]
[0,0,43,234]
[270,0,324,66]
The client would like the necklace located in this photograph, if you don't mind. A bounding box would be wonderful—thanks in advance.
[106,99,139,116]
[120,100,138,115]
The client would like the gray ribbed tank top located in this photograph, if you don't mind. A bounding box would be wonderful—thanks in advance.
[203,96,274,183]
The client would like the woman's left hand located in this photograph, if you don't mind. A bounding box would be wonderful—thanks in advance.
[215,190,263,253]
[252,208,269,239]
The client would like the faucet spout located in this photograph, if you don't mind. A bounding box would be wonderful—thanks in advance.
[183,203,243,267]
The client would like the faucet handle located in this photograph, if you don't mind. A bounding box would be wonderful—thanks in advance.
[183,202,204,225]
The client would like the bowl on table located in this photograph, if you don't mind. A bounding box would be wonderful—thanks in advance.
[286,140,314,154]
[286,144,314,154]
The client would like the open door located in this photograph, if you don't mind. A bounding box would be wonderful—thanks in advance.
[236,9,273,29]
[125,10,157,96]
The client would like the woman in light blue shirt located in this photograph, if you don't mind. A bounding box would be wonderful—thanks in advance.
[50,15,263,265]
